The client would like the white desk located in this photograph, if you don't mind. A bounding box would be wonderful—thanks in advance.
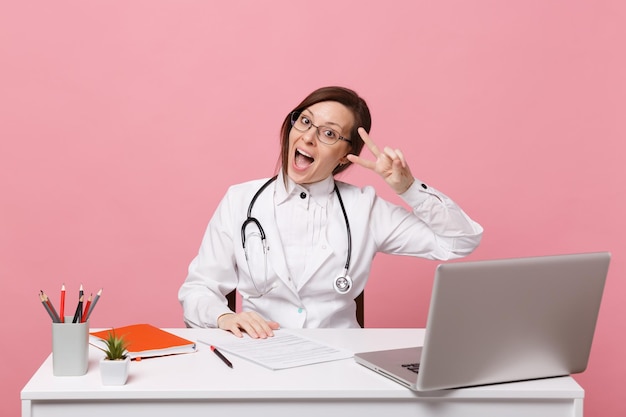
[21,328,584,417]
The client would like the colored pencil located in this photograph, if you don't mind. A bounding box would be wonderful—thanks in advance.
[41,290,61,323]
[72,294,84,323]
[81,294,92,323]
[60,284,66,323]
[86,288,102,320]
[39,292,59,322]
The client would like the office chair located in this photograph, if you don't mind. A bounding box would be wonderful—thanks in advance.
[226,290,365,328]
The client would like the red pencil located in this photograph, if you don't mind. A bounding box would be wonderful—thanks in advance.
[81,294,92,323]
[86,288,102,321]
[60,284,66,323]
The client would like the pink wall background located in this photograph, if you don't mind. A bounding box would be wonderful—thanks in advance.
[1,1,624,416]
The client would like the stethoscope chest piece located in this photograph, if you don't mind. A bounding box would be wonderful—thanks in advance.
[334,275,353,294]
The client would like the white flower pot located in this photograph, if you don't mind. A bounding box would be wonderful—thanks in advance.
[100,357,130,385]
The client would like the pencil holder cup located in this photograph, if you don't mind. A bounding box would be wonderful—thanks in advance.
[51,317,89,376]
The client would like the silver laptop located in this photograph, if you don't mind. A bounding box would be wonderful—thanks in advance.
[355,252,610,391]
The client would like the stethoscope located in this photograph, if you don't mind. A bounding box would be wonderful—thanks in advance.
[241,175,353,296]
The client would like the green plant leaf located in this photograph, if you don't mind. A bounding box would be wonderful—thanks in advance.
[103,330,129,360]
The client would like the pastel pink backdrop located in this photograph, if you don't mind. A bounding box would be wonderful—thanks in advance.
[1,1,624,416]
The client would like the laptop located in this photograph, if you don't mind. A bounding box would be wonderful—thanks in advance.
[354,252,610,391]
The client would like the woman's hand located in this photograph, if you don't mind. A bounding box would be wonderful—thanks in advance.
[347,127,415,194]
[217,311,280,338]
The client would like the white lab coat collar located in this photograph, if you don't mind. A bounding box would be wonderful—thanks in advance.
[275,171,336,207]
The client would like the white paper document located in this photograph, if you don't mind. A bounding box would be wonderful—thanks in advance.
[198,330,353,370]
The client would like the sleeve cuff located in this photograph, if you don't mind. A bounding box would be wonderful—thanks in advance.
[399,178,438,208]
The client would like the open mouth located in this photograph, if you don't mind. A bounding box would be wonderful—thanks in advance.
[295,148,314,169]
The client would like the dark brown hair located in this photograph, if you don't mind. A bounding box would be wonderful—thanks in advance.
[278,86,372,177]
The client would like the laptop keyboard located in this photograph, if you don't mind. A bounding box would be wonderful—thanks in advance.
[402,363,420,374]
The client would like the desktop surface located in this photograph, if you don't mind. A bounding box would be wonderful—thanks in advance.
[21,328,585,417]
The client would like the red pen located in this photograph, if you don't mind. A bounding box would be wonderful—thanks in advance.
[211,345,233,368]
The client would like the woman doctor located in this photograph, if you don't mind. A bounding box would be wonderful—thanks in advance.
[178,86,483,338]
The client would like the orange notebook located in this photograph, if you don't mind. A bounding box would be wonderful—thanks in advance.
[90,324,197,359]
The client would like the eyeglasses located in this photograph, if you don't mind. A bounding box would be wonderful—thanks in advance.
[290,112,351,145]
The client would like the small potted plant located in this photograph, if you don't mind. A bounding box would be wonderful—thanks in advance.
[98,330,130,385]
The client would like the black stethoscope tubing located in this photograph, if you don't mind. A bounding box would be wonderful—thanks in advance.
[241,176,277,247]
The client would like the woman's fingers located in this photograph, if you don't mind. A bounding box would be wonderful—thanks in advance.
[383,147,407,169]
[348,128,388,172]
[346,153,375,170]
[357,127,381,158]
[218,311,279,339]
[349,128,415,194]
